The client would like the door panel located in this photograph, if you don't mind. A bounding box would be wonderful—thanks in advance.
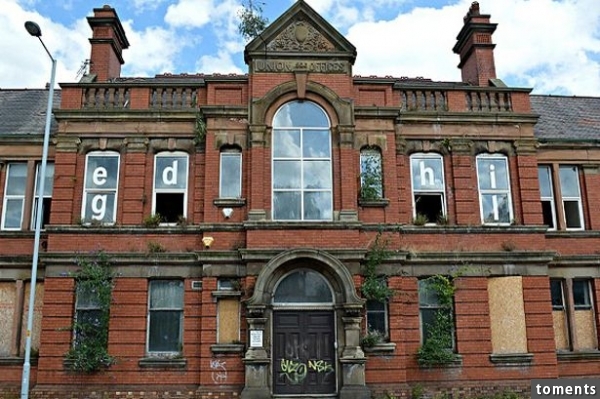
[273,310,336,395]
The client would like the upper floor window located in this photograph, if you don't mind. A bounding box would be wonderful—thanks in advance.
[31,162,55,229]
[537,164,584,230]
[410,153,446,224]
[272,101,332,221]
[359,147,383,200]
[2,162,54,231]
[219,147,242,198]
[82,152,120,225]
[559,166,584,230]
[538,165,557,229]
[476,154,513,225]
[153,152,188,224]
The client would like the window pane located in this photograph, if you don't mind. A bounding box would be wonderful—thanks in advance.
[273,192,301,220]
[541,200,556,229]
[85,156,119,190]
[366,313,386,335]
[273,270,332,303]
[273,130,301,158]
[412,156,444,191]
[273,161,301,189]
[550,280,564,309]
[149,311,181,352]
[573,280,591,308]
[6,164,27,195]
[273,101,329,128]
[564,200,582,228]
[538,166,553,198]
[304,191,332,220]
[559,166,580,197]
[418,280,439,306]
[154,156,188,190]
[414,194,443,223]
[421,308,437,341]
[35,163,54,195]
[76,284,101,308]
[304,161,331,189]
[155,193,184,223]
[3,199,24,229]
[481,194,511,223]
[84,193,116,222]
[220,153,241,198]
[150,280,184,308]
[303,130,330,158]
[477,158,509,190]
[75,309,103,344]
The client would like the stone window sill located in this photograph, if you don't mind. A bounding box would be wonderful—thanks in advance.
[213,198,246,207]
[358,198,390,208]
[557,350,600,361]
[0,356,37,366]
[363,342,396,354]
[212,290,242,298]
[138,357,187,369]
[418,354,463,369]
[489,353,533,366]
[211,343,245,354]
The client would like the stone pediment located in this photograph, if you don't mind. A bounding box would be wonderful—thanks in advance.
[244,0,356,66]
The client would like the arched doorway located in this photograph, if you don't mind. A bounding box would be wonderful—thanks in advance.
[272,269,336,395]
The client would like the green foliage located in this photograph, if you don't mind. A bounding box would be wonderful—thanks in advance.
[194,109,206,145]
[417,275,459,367]
[359,152,383,200]
[147,241,166,253]
[360,328,386,348]
[238,0,269,41]
[65,251,114,373]
[143,213,163,227]
[412,213,429,226]
[361,233,394,302]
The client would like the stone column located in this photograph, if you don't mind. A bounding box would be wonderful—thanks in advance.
[241,307,270,399]
[339,307,370,399]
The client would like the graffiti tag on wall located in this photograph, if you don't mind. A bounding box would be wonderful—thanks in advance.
[280,358,334,384]
[210,359,228,384]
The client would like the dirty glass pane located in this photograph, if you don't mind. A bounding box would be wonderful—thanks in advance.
[274,270,332,303]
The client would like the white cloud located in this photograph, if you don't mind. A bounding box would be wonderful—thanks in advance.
[196,50,244,74]
[164,0,216,28]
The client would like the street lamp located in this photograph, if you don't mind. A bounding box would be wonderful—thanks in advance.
[21,20,56,399]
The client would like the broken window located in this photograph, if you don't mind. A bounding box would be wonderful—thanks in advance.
[410,153,446,224]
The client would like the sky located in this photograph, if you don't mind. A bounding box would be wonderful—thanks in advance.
[1,0,599,96]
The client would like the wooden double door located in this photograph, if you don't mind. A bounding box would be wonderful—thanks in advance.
[273,310,336,395]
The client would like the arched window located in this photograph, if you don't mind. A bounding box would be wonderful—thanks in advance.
[272,101,332,221]
[82,151,120,225]
[410,152,446,224]
[359,147,383,200]
[153,151,189,224]
[476,153,513,225]
[273,270,333,304]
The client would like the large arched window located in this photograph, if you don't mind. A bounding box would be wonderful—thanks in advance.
[272,101,332,221]
[273,269,333,304]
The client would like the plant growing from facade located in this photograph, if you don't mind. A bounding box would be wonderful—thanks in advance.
[361,232,394,302]
[417,274,459,367]
[194,109,207,145]
[237,0,269,41]
[65,251,115,373]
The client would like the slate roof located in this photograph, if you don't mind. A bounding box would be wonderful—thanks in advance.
[0,89,61,138]
[531,95,600,142]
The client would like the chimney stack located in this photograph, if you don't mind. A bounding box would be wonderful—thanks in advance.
[452,2,497,87]
[87,5,130,82]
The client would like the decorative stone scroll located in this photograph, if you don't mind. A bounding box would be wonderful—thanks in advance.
[267,19,335,52]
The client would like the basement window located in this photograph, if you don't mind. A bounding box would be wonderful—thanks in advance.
[153,152,188,224]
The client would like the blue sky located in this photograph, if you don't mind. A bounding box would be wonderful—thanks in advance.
[1,0,599,96]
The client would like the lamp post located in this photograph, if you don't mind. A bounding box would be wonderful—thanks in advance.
[21,21,56,399]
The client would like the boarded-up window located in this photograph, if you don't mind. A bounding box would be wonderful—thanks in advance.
[488,276,527,353]
[218,298,240,343]
[0,282,16,356]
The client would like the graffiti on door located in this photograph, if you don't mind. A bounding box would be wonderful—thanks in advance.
[280,358,334,384]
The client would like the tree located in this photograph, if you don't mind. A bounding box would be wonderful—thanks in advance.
[238,0,269,41]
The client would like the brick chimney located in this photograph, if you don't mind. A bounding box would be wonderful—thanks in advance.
[452,2,497,86]
[87,5,130,82]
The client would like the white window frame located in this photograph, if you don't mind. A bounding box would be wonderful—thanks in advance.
[152,151,189,224]
[365,298,389,337]
[418,278,456,349]
[271,101,332,221]
[538,165,557,230]
[476,154,513,225]
[31,162,55,230]
[81,151,120,225]
[559,165,584,230]
[147,280,184,355]
[410,153,447,224]
[219,148,242,198]
[1,163,28,230]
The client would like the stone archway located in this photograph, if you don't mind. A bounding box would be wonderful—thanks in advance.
[241,249,370,399]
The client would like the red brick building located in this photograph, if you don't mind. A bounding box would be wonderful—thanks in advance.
[1,1,599,398]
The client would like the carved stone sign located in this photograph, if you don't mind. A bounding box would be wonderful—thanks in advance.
[253,59,349,74]
[267,20,335,52]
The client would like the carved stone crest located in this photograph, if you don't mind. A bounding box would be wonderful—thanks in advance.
[267,19,335,52]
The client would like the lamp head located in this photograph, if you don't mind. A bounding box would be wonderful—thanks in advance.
[25,21,42,37]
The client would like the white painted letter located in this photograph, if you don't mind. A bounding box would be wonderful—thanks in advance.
[419,161,435,187]
[162,160,178,185]
[91,194,107,220]
[92,167,108,186]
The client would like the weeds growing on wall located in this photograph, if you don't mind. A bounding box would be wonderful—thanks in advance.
[361,232,394,303]
[65,251,115,373]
